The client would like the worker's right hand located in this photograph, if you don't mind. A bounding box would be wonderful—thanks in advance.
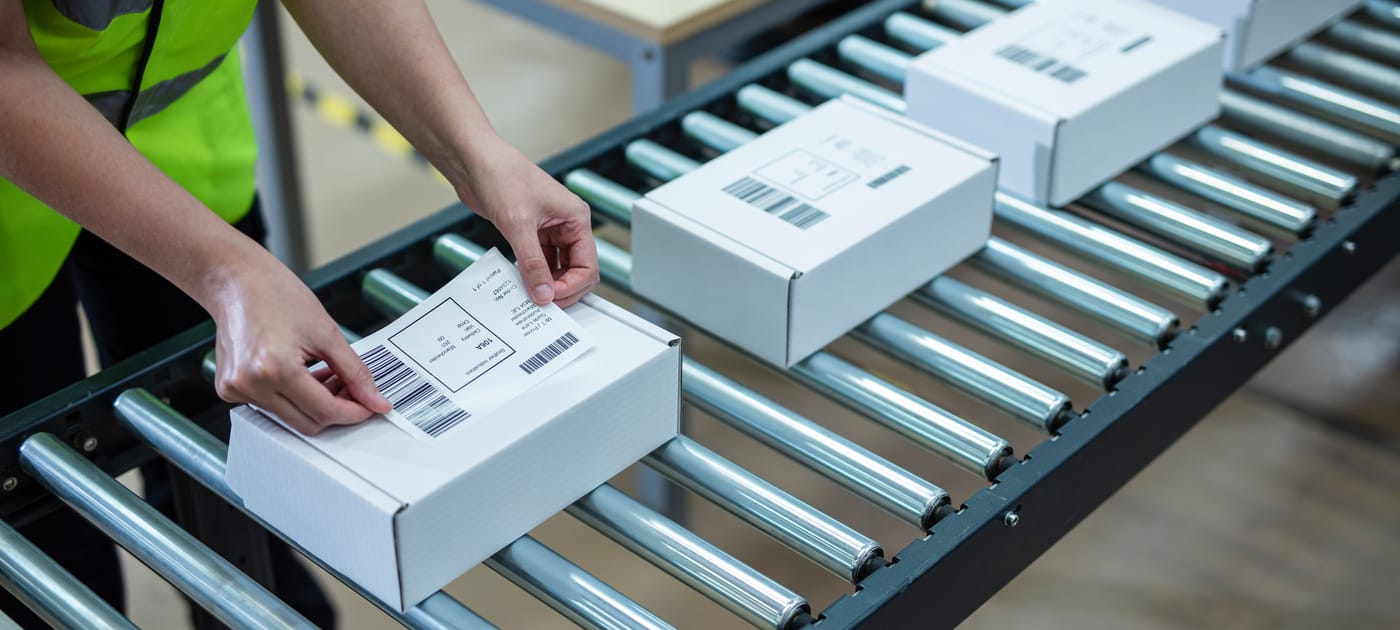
[207,258,393,435]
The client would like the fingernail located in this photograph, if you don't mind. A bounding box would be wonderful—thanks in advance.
[532,284,554,303]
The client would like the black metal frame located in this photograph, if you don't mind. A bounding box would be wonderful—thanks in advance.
[1,0,1396,626]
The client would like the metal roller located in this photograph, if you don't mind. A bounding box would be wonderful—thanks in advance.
[682,111,758,153]
[0,520,137,630]
[1221,89,1399,173]
[786,59,907,113]
[625,140,702,182]
[1366,0,1400,29]
[484,537,674,630]
[790,352,1015,479]
[836,35,912,84]
[565,169,639,224]
[879,11,1364,201]
[971,238,1179,348]
[431,235,953,530]
[112,390,498,630]
[1136,153,1317,234]
[18,433,317,629]
[995,193,1230,308]
[1079,181,1274,273]
[884,12,958,51]
[645,437,883,583]
[1286,41,1400,103]
[916,277,1130,389]
[1186,125,1359,203]
[853,313,1070,432]
[735,85,814,128]
[1327,20,1400,65]
[926,0,1005,30]
[1234,65,1400,139]
[567,485,809,630]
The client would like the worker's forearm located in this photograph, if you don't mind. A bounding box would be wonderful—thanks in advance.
[282,0,501,191]
[0,36,271,315]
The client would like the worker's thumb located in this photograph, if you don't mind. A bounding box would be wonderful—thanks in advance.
[509,229,555,305]
[321,337,393,415]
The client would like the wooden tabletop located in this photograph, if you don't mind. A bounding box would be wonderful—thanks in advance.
[546,0,774,44]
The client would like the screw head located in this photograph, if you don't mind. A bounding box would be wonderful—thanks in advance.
[1341,241,1357,256]
[80,436,99,453]
[1264,327,1283,350]
[1232,328,1248,344]
[1003,510,1021,528]
[2,477,17,492]
[1301,295,1321,318]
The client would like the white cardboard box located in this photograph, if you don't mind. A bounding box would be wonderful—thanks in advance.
[631,97,997,368]
[905,0,1223,206]
[226,290,681,611]
[1146,0,1360,70]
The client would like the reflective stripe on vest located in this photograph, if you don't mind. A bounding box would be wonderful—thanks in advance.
[2,0,258,330]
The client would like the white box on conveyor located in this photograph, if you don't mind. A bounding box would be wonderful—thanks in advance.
[1146,0,1360,70]
[631,96,997,368]
[226,249,681,611]
[905,0,1223,206]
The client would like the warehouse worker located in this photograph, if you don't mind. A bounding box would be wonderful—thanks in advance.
[0,0,598,626]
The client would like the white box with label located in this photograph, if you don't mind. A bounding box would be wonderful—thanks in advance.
[226,257,681,612]
[1145,0,1359,70]
[631,97,997,368]
[905,0,1223,206]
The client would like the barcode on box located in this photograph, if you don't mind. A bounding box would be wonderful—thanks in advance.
[722,176,830,230]
[361,345,470,438]
[995,44,1087,84]
[868,165,910,190]
[520,332,580,375]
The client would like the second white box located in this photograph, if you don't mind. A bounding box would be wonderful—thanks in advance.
[631,97,997,368]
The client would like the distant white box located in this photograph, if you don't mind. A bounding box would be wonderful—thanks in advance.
[631,96,997,368]
[1146,0,1360,70]
[226,293,681,611]
[905,0,1223,206]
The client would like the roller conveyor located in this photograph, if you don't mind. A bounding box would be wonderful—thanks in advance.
[1,0,1396,627]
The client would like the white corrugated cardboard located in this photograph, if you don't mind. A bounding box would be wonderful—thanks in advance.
[905,0,1223,206]
[631,97,997,367]
[1146,0,1360,70]
[226,263,681,611]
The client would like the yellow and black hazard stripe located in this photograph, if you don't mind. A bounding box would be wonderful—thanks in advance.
[286,73,451,187]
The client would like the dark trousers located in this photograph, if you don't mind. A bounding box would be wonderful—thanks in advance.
[0,203,335,629]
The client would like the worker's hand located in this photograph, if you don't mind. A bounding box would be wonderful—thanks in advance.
[208,259,393,435]
[456,136,599,308]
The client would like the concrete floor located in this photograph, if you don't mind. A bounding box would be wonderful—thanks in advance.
[114,1,1400,628]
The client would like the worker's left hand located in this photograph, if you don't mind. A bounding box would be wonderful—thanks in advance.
[455,136,599,308]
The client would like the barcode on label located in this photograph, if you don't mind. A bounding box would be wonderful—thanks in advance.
[868,165,910,190]
[995,44,1087,84]
[520,332,580,375]
[360,345,470,438]
[722,176,830,230]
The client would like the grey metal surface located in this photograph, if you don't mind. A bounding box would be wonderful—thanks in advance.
[1327,19,1400,64]
[995,193,1230,308]
[884,11,958,50]
[626,140,702,182]
[836,35,911,83]
[484,536,674,630]
[1287,41,1400,103]
[1365,0,1400,29]
[567,484,809,630]
[972,238,1179,348]
[1235,65,1400,139]
[853,313,1070,432]
[644,437,883,584]
[915,277,1129,390]
[682,361,952,530]
[17,433,317,630]
[735,85,816,127]
[790,353,1014,480]
[786,59,908,112]
[1220,89,1398,173]
[1186,125,1359,203]
[1136,153,1317,234]
[1079,181,1274,273]
[565,169,641,223]
[683,111,758,153]
[0,519,136,630]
